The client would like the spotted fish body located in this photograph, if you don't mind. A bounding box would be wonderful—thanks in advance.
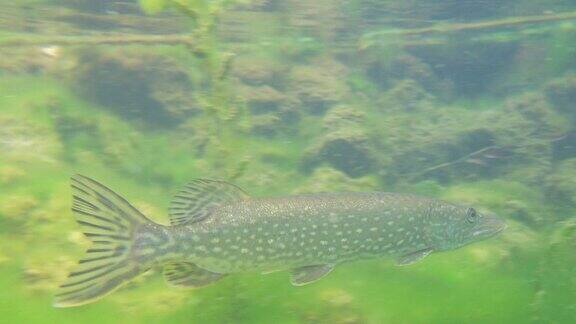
[54,176,506,307]
[171,194,440,273]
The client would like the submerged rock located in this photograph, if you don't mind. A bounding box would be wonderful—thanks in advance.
[544,74,576,124]
[386,91,570,184]
[545,158,576,210]
[238,84,289,115]
[366,54,451,97]
[288,63,348,115]
[303,130,374,177]
[302,106,375,177]
[250,114,284,137]
[72,49,199,127]
[410,41,518,97]
[322,105,365,130]
[389,127,498,183]
[378,79,434,112]
[237,84,299,136]
[231,55,285,87]
[293,167,377,194]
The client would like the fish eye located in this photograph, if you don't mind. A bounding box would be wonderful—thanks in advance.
[466,208,478,223]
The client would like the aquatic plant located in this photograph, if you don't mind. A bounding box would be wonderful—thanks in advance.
[0,0,576,323]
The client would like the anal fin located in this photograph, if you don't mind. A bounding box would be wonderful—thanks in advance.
[290,264,334,286]
[163,261,225,288]
[396,248,433,266]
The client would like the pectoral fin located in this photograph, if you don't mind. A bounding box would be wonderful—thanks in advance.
[163,261,225,288]
[396,248,433,266]
[290,264,334,286]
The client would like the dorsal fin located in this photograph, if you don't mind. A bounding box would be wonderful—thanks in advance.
[168,179,249,226]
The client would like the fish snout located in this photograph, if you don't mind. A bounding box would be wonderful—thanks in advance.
[472,215,507,239]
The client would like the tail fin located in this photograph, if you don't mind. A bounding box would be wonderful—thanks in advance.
[54,175,154,308]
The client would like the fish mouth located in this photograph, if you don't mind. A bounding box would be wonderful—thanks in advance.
[472,217,507,239]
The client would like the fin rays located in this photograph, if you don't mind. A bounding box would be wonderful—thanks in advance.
[168,179,249,226]
[163,261,225,288]
[54,175,153,308]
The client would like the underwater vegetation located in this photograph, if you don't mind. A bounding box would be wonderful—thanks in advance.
[0,0,576,323]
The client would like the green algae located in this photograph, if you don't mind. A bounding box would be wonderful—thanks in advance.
[0,1,576,323]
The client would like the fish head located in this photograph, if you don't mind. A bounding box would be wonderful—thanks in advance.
[429,205,506,251]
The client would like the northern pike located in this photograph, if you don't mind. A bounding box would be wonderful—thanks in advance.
[54,175,506,307]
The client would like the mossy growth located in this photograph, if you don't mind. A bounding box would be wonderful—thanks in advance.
[545,158,576,213]
[69,47,200,127]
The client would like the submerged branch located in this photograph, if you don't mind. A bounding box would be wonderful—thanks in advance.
[407,145,506,182]
[369,12,576,42]
[0,34,196,47]
[381,11,576,36]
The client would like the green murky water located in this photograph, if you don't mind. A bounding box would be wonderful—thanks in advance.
[1,0,576,323]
